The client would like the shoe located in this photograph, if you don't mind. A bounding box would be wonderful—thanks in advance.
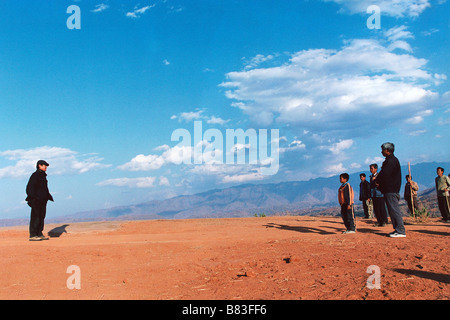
[29,236,42,241]
[342,230,356,234]
[388,232,406,238]
[38,235,49,240]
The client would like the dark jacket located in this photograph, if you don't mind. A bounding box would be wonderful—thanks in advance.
[377,154,402,194]
[26,170,54,206]
[359,180,371,201]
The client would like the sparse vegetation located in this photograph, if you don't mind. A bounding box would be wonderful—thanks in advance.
[253,213,266,217]
[411,207,430,223]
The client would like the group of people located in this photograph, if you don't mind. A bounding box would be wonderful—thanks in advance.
[338,142,450,238]
[24,142,450,241]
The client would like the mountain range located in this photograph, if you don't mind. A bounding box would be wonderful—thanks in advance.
[1,161,448,227]
[52,161,450,222]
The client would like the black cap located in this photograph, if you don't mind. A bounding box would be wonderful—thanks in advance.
[36,160,50,168]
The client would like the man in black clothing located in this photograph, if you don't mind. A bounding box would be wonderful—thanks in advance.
[369,163,389,226]
[359,173,372,218]
[26,160,54,241]
[374,142,406,237]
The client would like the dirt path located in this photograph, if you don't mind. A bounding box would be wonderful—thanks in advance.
[0,216,448,300]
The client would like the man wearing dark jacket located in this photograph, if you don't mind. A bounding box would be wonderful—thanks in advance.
[374,142,406,237]
[359,173,372,218]
[369,163,388,226]
[26,160,54,241]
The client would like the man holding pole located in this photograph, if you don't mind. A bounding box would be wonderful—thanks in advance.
[404,174,419,216]
[435,167,450,222]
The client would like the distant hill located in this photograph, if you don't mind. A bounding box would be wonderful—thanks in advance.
[2,161,448,227]
[52,161,450,223]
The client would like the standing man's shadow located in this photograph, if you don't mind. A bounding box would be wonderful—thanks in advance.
[48,224,69,238]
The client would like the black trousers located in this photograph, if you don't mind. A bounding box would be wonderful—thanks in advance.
[372,197,388,225]
[341,204,355,231]
[437,196,450,220]
[362,199,370,218]
[29,202,47,237]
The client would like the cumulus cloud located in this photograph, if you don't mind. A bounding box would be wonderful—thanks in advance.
[221,38,441,138]
[325,162,347,175]
[118,139,275,185]
[0,146,110,179]
[323,0,432,17]
[328,139,354,155]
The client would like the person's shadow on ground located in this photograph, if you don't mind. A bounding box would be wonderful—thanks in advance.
[48,224,69,238]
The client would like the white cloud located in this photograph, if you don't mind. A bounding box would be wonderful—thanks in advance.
[91,4,109,13]
[279,139,306,153]
[174,109,206,122]
[405,115,424,124]
[421,28,440,36]
[159,176,170,186]
[328,139,354,155]
[384,26,414,42]
[126,5,155,18]
[221,38,441,138]
[364,156,385,165]
[207,116,230,126]
[408,129,427,136]
[350,162,361,169]
[118,144,194,172]
[0,146,110,179]
[97,177,157,188]
[325,163,346,175]
[323,0,432,17]
[171,109,230,126]
[243,54,275,70]
[118,154,166,171]
[222,169,265,183]
[189,163,266,184]
[153,144,170,152]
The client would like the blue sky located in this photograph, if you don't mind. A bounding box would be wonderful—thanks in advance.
[0,0,449,218]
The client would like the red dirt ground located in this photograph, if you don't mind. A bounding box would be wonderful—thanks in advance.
[0,216,448,300]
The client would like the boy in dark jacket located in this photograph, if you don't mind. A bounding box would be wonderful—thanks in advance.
[338,173,355,234]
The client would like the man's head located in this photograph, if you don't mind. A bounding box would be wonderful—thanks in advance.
[360,173,366,181]
[405,174,411,182]
[369,163,378,174]
[437,167,444,177]
[340,173,349,184]
[36,160,49,172]
[381,142,395,157]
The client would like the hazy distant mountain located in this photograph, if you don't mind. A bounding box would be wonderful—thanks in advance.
[1,161,447,227]
[54,161,449,223]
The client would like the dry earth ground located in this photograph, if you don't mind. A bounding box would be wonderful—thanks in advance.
[0,216,448,300]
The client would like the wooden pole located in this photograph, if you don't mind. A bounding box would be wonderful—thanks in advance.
[408,162,415,217]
